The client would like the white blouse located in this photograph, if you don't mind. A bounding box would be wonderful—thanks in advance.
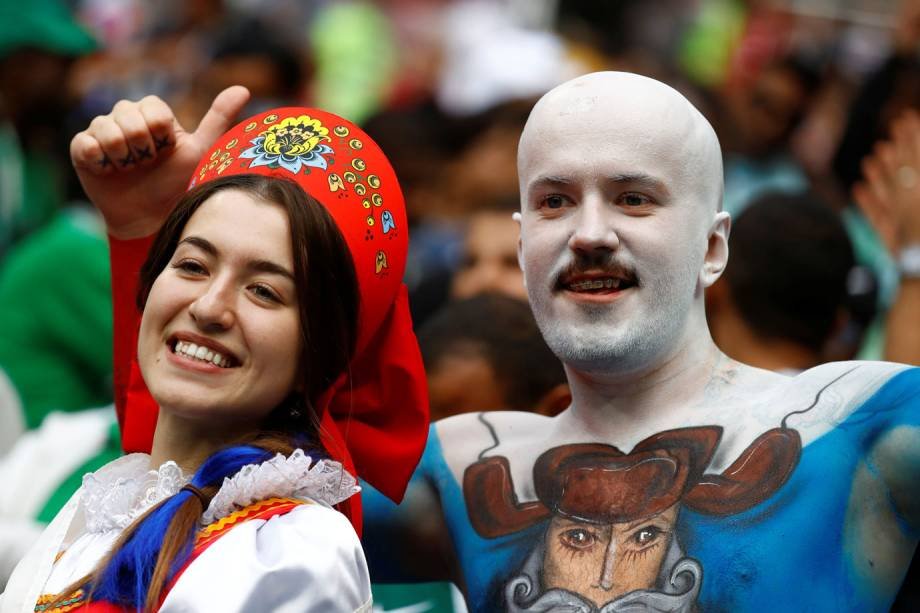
[0,451,372,612]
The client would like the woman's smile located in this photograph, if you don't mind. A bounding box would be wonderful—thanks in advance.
[137,189,302,423]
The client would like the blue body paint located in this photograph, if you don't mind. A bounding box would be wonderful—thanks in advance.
[365,368,920,611]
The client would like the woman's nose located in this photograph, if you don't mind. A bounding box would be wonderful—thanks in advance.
[188,281,235,330]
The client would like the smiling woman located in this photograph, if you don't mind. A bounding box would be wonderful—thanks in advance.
[137,177,357,438]
[2,95,428,613]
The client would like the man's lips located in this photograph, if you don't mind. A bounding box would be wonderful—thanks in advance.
[556,270,638,295]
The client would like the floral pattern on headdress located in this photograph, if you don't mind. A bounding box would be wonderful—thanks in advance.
[240,115,333,173]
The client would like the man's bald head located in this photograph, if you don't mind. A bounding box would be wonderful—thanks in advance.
[518,72,724,215]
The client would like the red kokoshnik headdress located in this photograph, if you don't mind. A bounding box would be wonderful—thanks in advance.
[112,108,429,533]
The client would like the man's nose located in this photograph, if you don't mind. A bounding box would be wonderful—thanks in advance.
[189,279,236,330]
[568,197,620,255]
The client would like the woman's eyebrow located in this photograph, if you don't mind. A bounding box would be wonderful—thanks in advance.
[247,259,295,282]
[178,236,294,281]
[178,235,217,255]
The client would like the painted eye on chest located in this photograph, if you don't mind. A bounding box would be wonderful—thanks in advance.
[560,528,599,550]
[631,526,662,546]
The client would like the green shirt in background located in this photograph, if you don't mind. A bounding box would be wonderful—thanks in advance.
[0,207,113,428]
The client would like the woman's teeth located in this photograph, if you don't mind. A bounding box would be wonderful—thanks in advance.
[173,340,231,368]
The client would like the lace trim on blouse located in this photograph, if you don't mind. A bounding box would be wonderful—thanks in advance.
[80,450,358,533]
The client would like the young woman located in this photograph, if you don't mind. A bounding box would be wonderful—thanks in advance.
[1,96,429,611]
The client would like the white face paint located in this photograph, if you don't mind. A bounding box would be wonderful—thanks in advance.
[517,72,727,375]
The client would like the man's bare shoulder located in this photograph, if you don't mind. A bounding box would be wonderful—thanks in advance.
[756,360,913,444]
[435,411,554,484]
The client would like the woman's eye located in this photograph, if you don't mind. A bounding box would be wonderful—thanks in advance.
[250,284,280,303]
[560,528,597,550]
[172,260,206,275]
[619,193,652,207]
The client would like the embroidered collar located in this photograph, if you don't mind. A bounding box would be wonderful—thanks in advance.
[80,450,359,533]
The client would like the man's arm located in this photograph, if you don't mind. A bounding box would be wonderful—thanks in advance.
[872,423,920,533]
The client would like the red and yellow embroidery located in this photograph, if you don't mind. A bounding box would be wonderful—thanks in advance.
[195,497,307,549]
[35,589,85,612]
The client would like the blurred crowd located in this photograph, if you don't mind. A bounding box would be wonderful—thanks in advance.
[0,0,918,610]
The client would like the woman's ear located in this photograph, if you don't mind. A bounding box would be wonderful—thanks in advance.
[700,211,731,288]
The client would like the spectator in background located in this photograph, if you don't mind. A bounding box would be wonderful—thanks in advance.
[853,109,920,366]
[0,0,112,441]
[718,57,818,216]
[450,200,526,302]
[706,191,862,372]
[833,0,920,197]
[418,294,569,421]
[172,17,308,129]
[0,0,96,255]
[379,98,533,324]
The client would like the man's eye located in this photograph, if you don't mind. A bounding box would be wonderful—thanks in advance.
[560,528,597,550]
[542,195,568,209]
[619,193,652,207]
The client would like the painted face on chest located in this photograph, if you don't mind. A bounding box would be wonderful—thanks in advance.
[542,507,679,606]
[516,72,726,374]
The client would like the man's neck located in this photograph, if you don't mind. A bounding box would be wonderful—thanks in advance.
[555,332,739,440]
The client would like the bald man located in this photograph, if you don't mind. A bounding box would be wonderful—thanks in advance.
[361,73,920,612]
[70,73,918,612]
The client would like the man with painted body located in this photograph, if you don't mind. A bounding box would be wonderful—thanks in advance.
[70,72,918,611]
[361,72,920,612]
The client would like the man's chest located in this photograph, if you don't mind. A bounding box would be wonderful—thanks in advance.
[432,363,917,611]
[444,430,904,612]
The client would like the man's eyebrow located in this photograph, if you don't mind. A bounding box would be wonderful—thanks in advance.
[526,175,574,192]
[534,175,573,185]
[608,173,671,197]
[177,236,295,281]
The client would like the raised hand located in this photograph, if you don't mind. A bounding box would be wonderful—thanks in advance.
[70,86,250,239]
[853,110,920,254]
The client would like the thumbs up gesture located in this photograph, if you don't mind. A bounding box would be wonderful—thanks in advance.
[70,86,251,239]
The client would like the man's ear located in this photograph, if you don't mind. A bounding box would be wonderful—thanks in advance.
[513,211,526,282]
[701,211,731,288]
